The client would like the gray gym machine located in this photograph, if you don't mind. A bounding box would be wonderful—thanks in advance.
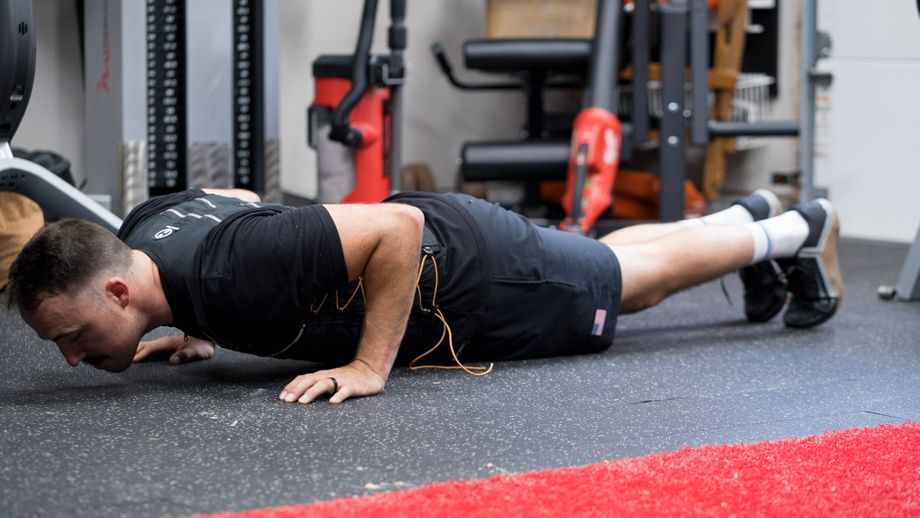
[82,0,281,216]
[879,226,920,302]
[435,0,824,230]
[1,0,122,232]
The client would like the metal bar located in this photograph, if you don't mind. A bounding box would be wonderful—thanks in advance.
[690,0,709,146]
[708,121,800,137]
[146,0,188,195]
[658,1,688,222]
[568,143,590,234]
[799,0,817,202]
[388,0,406,194]
[233,0,265,194]
[388,84,403,195]
[525,73,545,139]
[584,0,623,111]
[631,0,650,142]
[895,225,920,301]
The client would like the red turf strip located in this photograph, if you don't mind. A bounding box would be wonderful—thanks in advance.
[192,421,920,517]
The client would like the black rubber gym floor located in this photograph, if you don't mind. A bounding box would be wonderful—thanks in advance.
[2,238,918,517]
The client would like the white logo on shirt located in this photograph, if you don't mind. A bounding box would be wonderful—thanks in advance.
[154,225,180,240]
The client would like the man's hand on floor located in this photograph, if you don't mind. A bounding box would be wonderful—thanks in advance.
[133,335,215,365]
[280,359,386,405]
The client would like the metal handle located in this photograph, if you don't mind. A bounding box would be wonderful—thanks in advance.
[567,143,590,234]
[430,42,522,91]
[330,0,379,146]
[306,105,319,149]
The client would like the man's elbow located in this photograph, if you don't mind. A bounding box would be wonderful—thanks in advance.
[201,188,261,203]
[230,189,262,203]
[390,205,424,243]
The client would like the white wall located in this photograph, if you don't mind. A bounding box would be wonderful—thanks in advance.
[814,0,920,243]
[14,0,86,185]
[279,0,522,198]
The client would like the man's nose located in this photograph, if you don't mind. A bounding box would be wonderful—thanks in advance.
[58,344,85,367]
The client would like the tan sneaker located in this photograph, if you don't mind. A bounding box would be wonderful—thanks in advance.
[778,199,843,328]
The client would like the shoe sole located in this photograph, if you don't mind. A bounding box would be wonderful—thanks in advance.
[816,199,842,303]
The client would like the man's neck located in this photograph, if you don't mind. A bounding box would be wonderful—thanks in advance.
[132,250,173,332]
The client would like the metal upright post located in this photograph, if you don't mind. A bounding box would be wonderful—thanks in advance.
[631,0,650,144]
[233,0,265,194]
[146,0,188,196]
[799,0,817,202]
[690,0,709,146]
[387,0,406,194]
[84,0,148,215]
[583,0,622,112]
[658,0,688,221]
[894,226,920,301]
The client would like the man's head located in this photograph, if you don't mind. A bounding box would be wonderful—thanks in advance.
[7,219,145,372]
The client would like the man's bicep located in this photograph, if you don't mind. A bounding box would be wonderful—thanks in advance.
[322,204,424,280]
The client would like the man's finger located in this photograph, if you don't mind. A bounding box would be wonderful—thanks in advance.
[280,375,317,403]
[297,379,335,404]
[133,346,150,363]
[168,342,215,365]
[134,336,182,362]
[133,342,163,362]
[329,385,352,404]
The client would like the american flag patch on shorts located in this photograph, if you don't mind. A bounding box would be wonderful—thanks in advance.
[592,309,608,336]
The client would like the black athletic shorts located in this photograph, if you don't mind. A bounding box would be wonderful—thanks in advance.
[444,194,622,361]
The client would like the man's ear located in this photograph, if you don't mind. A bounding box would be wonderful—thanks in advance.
[104,278,131,309]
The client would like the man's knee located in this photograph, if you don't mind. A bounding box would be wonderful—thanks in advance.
[615,244,671,314]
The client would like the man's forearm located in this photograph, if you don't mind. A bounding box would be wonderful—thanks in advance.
[278,203,424,404]
[352,209,423,380]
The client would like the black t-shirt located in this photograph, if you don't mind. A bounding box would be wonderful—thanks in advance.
[118,190,487,365]
[119,190,349,352]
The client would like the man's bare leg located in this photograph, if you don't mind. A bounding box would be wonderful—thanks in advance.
[599,221,688,246]
[599,189,782,246]
[614,224,755,313]
[612,198,842,328]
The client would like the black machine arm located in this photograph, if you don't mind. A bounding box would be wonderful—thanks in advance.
[329,0,380,146]
[430,42,520,90]
[389,0,406,53]
[0,0,36,145]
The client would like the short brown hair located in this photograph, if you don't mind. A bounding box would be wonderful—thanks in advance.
[6,219,132,311]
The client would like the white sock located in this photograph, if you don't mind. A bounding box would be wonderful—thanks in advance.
[745,210,810,263]
[702,205,755,225]
[680,189,781,227]
[679,206,751,228]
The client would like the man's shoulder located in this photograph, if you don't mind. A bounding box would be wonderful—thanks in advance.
[117,189,206,241]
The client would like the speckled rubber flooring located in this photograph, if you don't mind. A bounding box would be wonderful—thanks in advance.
[2,239,918,517]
